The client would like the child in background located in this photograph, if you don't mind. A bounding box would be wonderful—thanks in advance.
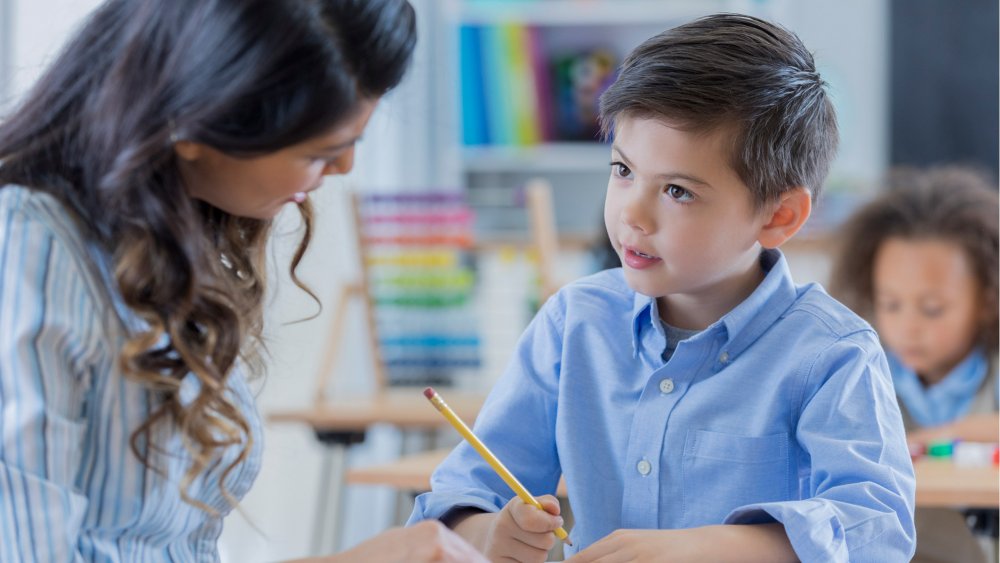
[409,13,915,562]
[830,166,999,563]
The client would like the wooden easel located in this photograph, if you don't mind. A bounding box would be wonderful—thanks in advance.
[525,178,561,303]
[311,191,386,403]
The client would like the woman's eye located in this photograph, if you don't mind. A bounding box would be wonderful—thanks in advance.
[666,184,693,202]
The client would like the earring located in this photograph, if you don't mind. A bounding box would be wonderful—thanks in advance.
[168,119,179,144]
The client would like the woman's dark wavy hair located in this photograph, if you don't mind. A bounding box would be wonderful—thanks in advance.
[830,166,999,356]
[0,0,415,511]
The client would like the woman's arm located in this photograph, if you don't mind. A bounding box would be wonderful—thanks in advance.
[0,207,101,561]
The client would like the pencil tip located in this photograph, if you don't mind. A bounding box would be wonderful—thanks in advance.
[565,537,573,546]
[423,387,435,399]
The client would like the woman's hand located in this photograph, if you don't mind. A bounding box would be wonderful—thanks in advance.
[316,519,488,563]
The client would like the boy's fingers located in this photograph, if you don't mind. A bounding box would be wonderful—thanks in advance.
[518,529,558,552]
[564,534,616,563]
[535,494,562,516]
[503,536,552,563]
[509,498,564,533]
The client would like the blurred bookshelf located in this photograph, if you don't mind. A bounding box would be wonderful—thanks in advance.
[457,0,727,26]
[438,0,793,243]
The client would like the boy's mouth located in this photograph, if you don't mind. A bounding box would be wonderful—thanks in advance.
[622,245,662,269]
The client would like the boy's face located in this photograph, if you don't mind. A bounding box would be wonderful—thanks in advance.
[873,237,982,384]
[604,116,774,329]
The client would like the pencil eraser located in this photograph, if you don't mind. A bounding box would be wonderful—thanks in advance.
[423,387,435,399]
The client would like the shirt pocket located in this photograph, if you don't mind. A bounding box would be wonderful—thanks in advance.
[681,429,791,526]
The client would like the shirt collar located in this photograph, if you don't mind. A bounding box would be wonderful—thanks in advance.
[630,249,798,359]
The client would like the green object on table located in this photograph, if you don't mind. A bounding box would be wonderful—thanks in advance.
[926,440,955,458]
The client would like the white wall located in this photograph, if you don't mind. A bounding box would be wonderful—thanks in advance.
[0,0,10,105]
[3,0,96,108]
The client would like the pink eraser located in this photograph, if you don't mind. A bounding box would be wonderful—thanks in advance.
[423,387,435,399]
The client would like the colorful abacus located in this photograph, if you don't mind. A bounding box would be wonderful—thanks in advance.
[358,191,482,387]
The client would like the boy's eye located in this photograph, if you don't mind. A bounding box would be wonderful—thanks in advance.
[666,184,694,202]
[610,161,631,178]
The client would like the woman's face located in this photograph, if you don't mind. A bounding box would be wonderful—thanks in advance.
[873,236,984,384]
[176,98,379,219]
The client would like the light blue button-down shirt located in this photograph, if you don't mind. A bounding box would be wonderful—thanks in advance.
[0,186,263,562]
[410,250,916,561]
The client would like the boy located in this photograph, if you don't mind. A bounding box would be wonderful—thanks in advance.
[409,13,915,562]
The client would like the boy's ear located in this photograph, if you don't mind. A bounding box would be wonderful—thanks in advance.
[757,187,812,249]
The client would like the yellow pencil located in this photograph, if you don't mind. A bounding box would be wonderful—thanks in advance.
[423,387,572,546]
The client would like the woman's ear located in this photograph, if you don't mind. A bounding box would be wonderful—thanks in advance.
[173,140,204,162]
[757,187,812,249]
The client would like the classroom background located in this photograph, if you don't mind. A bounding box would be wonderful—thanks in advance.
[1,0,996,561]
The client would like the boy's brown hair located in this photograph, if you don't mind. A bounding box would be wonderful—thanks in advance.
[599,13,838,209]
[830,165,999,355]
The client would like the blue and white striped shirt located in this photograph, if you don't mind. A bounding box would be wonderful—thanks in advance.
[410,250,916,562]
[0,186,263,562]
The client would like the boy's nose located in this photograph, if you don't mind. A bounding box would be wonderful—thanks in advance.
[621,192,653,233]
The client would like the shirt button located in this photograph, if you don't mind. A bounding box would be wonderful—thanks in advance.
[636,459,652,475]
[719,351,730,363]
[658,378,675,394]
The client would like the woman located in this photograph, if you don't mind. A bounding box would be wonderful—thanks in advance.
[0,0,485,561]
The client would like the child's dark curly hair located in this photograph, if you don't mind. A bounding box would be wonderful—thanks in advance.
[829,165,999,355]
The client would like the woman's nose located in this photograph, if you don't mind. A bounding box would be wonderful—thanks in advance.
[324,147,355,176]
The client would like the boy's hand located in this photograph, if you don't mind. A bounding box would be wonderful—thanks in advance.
[566,529,700,562]
[566,524,797,563]
[483,495,563,563]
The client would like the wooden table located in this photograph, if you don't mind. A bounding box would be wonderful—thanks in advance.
[268,388,485,431]
[346,449,998,509]
[268,390,486,554]
[346,447,568,496]
[914,458,1000,508]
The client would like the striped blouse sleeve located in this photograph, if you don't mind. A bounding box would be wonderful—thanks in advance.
[0,200,103,562]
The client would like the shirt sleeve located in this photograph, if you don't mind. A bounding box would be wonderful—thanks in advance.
[407,294,566,525]
[723,332,917,562]
[0,208,101,562]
